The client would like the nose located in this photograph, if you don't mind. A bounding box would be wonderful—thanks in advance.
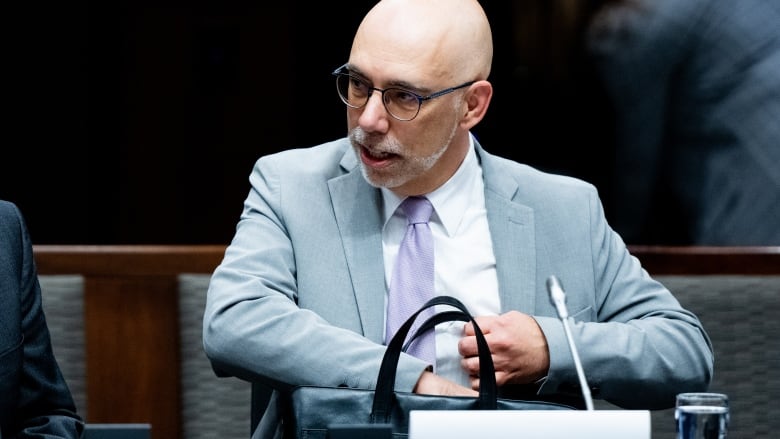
[356,91,390,133]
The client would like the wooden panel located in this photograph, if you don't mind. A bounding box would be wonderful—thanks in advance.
[35,244,780,276]
[34,245,226,439]
[84,275,180,439]
[628,246,780,275]
[34,245,226,276]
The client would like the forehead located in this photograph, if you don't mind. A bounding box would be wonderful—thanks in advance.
[347,52,453,91]
[348,13,456,87]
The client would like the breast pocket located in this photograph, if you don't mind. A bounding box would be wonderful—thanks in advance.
[569,306,596,322]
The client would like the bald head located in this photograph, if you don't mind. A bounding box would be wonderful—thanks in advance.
[350,0,493,83]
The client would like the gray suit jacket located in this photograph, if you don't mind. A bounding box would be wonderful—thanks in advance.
[203,138,713,438]
[0,200,83,438]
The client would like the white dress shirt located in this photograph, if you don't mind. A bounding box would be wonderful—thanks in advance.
[381,133,501,387]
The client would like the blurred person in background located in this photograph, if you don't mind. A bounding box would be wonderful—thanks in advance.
[586,0,780,245]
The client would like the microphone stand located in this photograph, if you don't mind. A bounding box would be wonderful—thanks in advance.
[547,275,594,411]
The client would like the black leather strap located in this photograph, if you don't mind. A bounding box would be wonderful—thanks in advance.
[371,296,497,422]
[402,310,469,352]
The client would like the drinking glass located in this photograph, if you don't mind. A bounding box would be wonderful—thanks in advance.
[675,392,729,439]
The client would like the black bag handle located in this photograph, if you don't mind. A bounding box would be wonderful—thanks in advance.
[402,310,469,353]
[370,295,497,423]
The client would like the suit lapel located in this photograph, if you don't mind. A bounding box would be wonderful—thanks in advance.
[326,142,538,341]
[477,144,537,314]
[328,151,387,343]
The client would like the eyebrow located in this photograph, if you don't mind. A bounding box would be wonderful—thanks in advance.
[344,64,431,94]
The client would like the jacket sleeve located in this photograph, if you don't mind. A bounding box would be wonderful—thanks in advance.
[535,188,714,409]
[202,153,429,395]
[2,201,84,438]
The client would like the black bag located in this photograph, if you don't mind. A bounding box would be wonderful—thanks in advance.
[280,296,575,438]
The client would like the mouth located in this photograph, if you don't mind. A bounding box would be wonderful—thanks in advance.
[360,145,399,169]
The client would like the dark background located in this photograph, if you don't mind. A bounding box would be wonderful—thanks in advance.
[2,1,613,244]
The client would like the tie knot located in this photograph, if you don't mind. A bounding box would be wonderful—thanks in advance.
[401,196,433,225]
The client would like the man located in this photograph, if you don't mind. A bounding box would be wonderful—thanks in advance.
[203,1,713,437]
[0,199,84,438]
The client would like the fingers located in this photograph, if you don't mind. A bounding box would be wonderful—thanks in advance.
[460,316,494,357]
[462,316,493,337]
[459,311,551,386]
[460,353,481,376]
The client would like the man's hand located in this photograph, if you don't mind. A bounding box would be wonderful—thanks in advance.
[413,371,478,396]
[459,311,550,390]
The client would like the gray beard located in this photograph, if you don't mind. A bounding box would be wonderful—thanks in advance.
[349,124,457,190]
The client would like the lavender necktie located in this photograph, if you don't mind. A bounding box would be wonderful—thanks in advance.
[386,196,436,366]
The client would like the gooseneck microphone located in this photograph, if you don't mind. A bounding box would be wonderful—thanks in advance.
[546,275,594,410]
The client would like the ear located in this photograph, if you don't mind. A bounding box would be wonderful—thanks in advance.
[459,80,493,130]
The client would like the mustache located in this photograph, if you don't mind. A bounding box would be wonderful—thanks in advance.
[349,127,402,154]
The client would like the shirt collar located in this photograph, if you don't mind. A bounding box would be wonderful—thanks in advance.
[381,134,480,237]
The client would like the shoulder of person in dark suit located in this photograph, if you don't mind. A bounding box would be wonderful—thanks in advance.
[0,199,84,438]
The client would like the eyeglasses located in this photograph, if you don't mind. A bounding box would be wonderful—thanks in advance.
[332,64,475,121]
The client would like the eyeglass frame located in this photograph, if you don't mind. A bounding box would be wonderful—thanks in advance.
[332,63,476,121]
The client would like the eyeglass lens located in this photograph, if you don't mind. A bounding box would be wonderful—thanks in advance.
[335,74,420,121]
